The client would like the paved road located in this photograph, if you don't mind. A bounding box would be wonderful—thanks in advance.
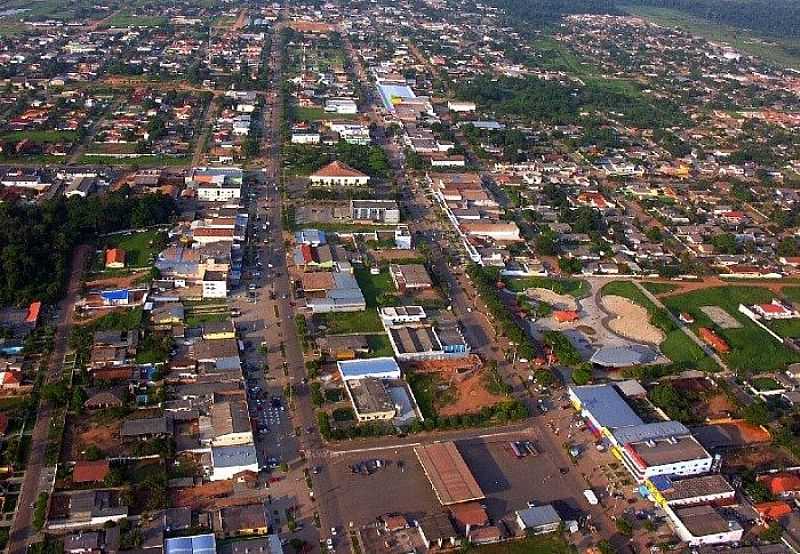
[8,244,91,554]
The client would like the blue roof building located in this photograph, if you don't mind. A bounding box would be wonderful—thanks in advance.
[338,357,401,381]
[164,534,216,554]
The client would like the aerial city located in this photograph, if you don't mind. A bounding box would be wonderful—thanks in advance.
[0,0,800,552]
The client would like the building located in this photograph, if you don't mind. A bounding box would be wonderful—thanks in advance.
[47,490,128,530]
[214,504,269,538]
[345,377,396,422]
[389,264,433,292]
[569,385,712,482]
[515,505,562,535]
[447,101,476,112]
[666,504,743,547]
[219,536,283,554]
[290,132,321,144]
[295,228,326,246]
[302,271,366,313]
[164,534,216,554]
[415,442,484,506]
[460,221,522,242]
[309,161,370,188]
[394,225,412,249]
[380,306,427,325]
[104,248,126,269]
[208,400,253,446]
[72,460,111,485]
[338,357,401,382]
[210,444,259,481]
[202,270,228,299]
[324,98,358,114]
[351,199,400,224]
[648,474,735,507]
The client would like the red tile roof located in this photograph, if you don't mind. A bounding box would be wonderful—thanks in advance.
[311,161,367,178]
[105,248,126,266]
[73,460,110,483]
[25,301,41,324]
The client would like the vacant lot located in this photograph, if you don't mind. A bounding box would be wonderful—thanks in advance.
[602,295,664,344]
[471,534,575,554]
[318,311,383,334]
[663,286,800,372]
[505,276,588,298]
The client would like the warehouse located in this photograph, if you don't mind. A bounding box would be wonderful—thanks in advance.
[414,442,485,506]
[338,357,401,381]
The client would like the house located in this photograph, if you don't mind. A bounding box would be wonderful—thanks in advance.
[295,228,326,246]
[202,270,228,299]
[309,161,370,188]
[104,248,126,269]
[759,472,800,498]
[208,400,253,446]
[47,490,128,530]
[389,264,433,292]
[164,534,217,554]
[214,504,269,538]
[152,304,185,326]
[516,505,562,535]
[290,132,320,144]
[447,100,476,112]
[121,417,171,439]
[84,390,124,411]
[415,513,459,550]
[344,377,396,422]
[324,98,358,114]
[72,460,111,485]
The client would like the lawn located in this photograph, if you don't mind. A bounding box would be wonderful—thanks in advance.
[784,286,800,304]
[770,318,800,339]
[621,4,800,69]
[292,106,359,122]
[318,311,383,334]
[642,281,679,295]
[467,534,574,553]
[405,372,438,419]
[366,334,394,358]
[354,266,397,307]
[77,154,189,167]
[106,230,165,268]
[663,286,800,373]
[504,276,589,298]
[185,312,229,328]
[601,281,716,371]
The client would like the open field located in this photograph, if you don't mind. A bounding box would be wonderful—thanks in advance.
[641,281,678,295]
[525,288,578,311]
[470,534,575,554]
[318,311,383,334]
[621,5,800,69]
[662,286,800,372]
[102,13,168,28]
[293,106,360,122]
[354,266,396,307]
[0,130,77,143]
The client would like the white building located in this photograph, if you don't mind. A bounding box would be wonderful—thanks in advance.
[202,270,228,299]
[309,161,370,188]
[324,98,358,114]
[665,504,743,547]
[447,100,476,112]
[291,132,321,144]
[210,444,259,481]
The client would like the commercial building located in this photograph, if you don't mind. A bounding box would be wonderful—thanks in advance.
[302,271,366,313]
[337,357,401,382]
[209,444,259,481]
[165,534,217,554]
[665,504,743,547]
[648,474,735,507]
[351,199,400,224]
[345,377,396,421]
[189,167,243,202]
[569,384,713,482]
[415,442,485,506]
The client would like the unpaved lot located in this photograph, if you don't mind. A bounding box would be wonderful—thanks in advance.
[700,305,742,329]
[602,295,664,344]
[525,288,578,311]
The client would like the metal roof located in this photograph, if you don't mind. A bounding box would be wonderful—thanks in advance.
[516,505,562,529]
[570,384,642,429]
[589,345,657,367]
[211,444,257,469]
[337,357,401,381]
[164,534,216,554]
[613,421,690,446]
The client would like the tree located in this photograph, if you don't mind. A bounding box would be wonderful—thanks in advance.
[711,233,738,255]
[571,366,592,385]
[743,401,771,426]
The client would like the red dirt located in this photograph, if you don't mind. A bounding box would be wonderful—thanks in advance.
[438,371,507,416]
[85,271,149,289]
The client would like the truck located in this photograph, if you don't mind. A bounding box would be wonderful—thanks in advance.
[583,489,599,505]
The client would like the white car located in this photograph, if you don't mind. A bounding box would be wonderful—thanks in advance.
[326,539,333,549]
[330,527,337,536]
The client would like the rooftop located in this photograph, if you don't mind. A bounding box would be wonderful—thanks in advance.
[570,384,642,430]
[415,441,484,506]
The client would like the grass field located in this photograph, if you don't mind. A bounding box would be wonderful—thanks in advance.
[784,287,800,304]
[106,230,163,268]
[505,276,589,298]
[601,281,717,371]
[354,266,397,307]
[663,286,800,373]
[293,106,359,122]
[318,311,383,334]
[621,5,800,69]
[366,334,394,358]
[78,154,189,167]
[771,319,800,339]
[642,282,679,295]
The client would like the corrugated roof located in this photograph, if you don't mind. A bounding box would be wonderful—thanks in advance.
[571,384,642,429]
[415,442,484,506]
